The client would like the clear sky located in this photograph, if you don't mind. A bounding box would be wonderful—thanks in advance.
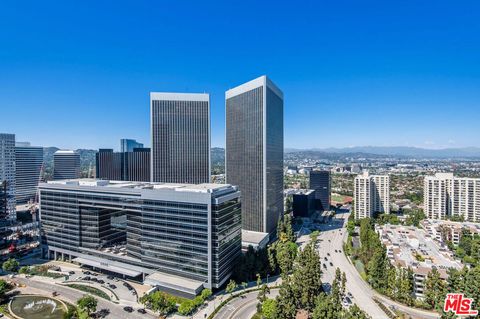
[1,1,479,150]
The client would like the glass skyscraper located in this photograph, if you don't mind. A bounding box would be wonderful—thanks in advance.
[226,76,284,234]
[15,142,44,204]
[150,93,210,184]
[310,170,331,212]
[0,133,16,220]
[120,139,144,153]
[53,150,80,180]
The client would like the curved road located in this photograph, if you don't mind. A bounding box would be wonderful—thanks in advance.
[316,212,439,319]
[213,289,279,319]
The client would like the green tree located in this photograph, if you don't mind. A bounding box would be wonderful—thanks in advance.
[0,279,11,301]
[2,258,19,272]
[275,241,298,276]
[178,300,195,315]
[292,241,323,311]
[367,244,390,290]
[424,268,447,311]
[274,278,297,319]
[76,295,97,316]
[18,266,30,274]
[262,298,277,319]
[226,279,237,293]
[200,288,212,300]
[139,291,177,314]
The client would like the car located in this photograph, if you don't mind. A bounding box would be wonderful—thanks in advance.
[83,276,91,281]
[345,296,352,304]
[327,252,330,256]
[107,275,114,280]
[123,306,133,312]
[324,257,327,261]
[109,284,117,289]
[323,264,327,268]
[68,271,75,275]
[92,273,98,276]
[329,262,333,266]
[137,308,146,314]
[334,249,338,253]
[347,292,353,298]
[91,277,98,282]
[84,271,91,275]
[123,282,129,287]
[98,280,105,284]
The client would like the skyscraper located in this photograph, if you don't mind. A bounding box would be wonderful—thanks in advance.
[120,139,144,153]
[226,76,284,234]
[96,148,150,182]
[0,133,16,220]
[310,170,331,211]
[53,150,80,180]
[151,92,210,184]
[15,142,43,204]
[354,171,390,219]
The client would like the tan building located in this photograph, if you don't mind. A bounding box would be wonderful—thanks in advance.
[354,171,390,219]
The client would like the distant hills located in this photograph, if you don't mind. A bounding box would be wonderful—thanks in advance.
[285,146,480,158]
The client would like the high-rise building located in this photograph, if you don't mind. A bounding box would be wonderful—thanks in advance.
[15,142,43,204]
[226,76,284,234]
[309,170,331,211]
[0,133,16,220]
[39,179,241,296]
[151,93,210,184]
[292,189,316,217]
[96,148,150,182]
[424,173,480,222]
[53,150,80,180]
[354,171,390,219]
[120,139,144,153]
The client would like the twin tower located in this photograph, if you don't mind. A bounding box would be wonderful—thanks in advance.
[150,75,284,235]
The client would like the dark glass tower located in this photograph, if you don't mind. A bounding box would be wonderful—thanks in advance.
[15,142,44,204]
[150,93,210,184]
[310,170,331,211]
[226,76,284,234]
[96,148,151,182]
[53,150,80,180]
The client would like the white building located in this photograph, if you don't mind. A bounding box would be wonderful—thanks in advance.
[424,173,480,222]
[354,171,390,219]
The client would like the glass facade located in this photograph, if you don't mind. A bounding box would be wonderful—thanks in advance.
[39,182,241,288]
[151,95,210,184]
[15,145,44,204]
[226,77,283,234]
[310,170,331,211]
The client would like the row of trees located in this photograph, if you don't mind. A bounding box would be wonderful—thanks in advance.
[256,215,370,319]
[451,229,480,266]
[139,288,212,316]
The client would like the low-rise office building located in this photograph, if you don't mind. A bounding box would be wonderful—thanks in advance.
[39,179,241,296]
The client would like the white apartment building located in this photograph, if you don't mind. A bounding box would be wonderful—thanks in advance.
[424,173,480,222]
[354,171,390,219]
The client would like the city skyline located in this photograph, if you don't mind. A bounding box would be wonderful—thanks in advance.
[2,1,480,150]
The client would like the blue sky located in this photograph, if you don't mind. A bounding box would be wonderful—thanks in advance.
[1,1,479,150]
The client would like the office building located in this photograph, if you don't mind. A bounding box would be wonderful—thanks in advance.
[292,189,316,217]
[15,142,44,204]
[309,170,331,211]
[0,133,16,220]
[424,173,480,222]
[96,148,150,182]
[226,75,284,234]
[120,139,144,153]
[151,92,210,184]
[354,171,390,219]
[53,150,80,180]
[39,179,241,296]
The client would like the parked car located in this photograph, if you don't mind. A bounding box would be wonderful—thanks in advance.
[123,306,133,312]
[68,271,75,275]
[98,280,105,284]
[137,308,146,314]
[107,275,114,280]
[109,284,117,289]
[329,262,333,266]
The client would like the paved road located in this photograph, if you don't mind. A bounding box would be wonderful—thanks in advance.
[213,289,279,319]
[9,276,155,319]
[313,212,439,319]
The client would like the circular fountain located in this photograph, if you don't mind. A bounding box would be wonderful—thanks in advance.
[9,295,67,319]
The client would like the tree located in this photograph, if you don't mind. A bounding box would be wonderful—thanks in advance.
[139,291,177,314]
[178,300,195,316]
[226,279,237,293]
[18,266,30,274]
[2,258,19,272]
[292,241,323,311]
[274,278,297,319]
[262,298,277,319]
[76,295,97,315]
[257,284,271,312]
[424,268,446,311]
[275,241,298,276]
[200,288,212,300]
[367,244,390,290]
[0,279,11,301]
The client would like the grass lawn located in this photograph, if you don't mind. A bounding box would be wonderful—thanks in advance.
[66,284,111,300]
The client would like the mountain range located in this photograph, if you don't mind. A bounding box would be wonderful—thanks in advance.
[284,146,480,158]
